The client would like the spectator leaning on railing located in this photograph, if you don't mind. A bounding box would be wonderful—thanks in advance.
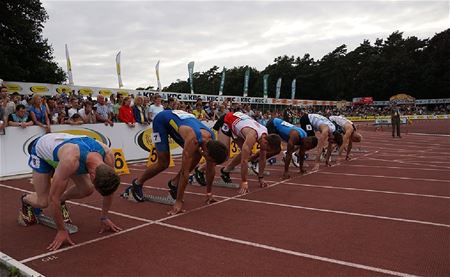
[193,102,210,121]
[118,96,135,128]
[95,95,114,126]
[133,96,147,124]
[7,104,33,128]
[148,94,164,122]
[29,95,51,133]
[79,101,96,124]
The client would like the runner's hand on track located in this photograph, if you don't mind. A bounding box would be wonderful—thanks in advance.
[238,182,249,194]
[282,172,290,180]
[299,168,307,175]
[47,230,75,251]
[259,178,268,188]
[205,194,217,204]
[99,218,122,234]
[168,200,185,215]
[345,155,352,161]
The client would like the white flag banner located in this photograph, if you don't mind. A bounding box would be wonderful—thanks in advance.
[116,51,123,88]
[291,79,296,100]
[275,77,282,99]
[65,44,74,85]
[188,61,195,94]
[155,60,162,92]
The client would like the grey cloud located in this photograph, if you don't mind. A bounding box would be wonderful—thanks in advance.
[42,1,448,89]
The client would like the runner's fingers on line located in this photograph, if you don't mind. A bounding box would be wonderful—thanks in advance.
[238,187,249,194]
[47,231,75,251]
[99,219,122,234]
[167,208,186,215]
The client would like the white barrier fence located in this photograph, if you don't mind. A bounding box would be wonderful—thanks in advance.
[0,123,187,178]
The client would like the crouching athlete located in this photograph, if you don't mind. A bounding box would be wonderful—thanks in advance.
[131,110,228,215]
[20,133,121,251]
[265,118,318,179]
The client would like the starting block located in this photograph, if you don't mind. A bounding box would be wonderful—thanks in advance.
[121,186,175,205]
[189,175,240,189]
[18,210,79,234]
[37,214,79,234]
[212,180,240,189]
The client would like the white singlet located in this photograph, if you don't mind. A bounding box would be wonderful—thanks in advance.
[308,114,336,133]
[329,115,353,128]
[233,118,267,140]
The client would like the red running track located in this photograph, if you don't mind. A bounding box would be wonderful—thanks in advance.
[0,129,449,276]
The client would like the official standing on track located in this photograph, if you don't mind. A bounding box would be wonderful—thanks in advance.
[391,106,401,138]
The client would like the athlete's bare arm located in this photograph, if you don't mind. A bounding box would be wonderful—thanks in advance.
[47,145,78,251]
[257,135,268,188]
[91,142,122,233]
[205,156,216,204]
[238,128,258,194]
[283,131,300,179]
[168,133,198,215]
[313,125,329,171]
[338,125,352,158]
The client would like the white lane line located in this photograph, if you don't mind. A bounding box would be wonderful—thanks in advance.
[409,133,450,137]
[281,182,450,200]
[157,222,417,277]
[19,222,153,264]
[366,157,450,169]
[342,164,450,172]
[318,172,450,183]
[0,251,44,277]
[233,198,450,228]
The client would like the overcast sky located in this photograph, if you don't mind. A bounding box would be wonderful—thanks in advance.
[42,0,449,89]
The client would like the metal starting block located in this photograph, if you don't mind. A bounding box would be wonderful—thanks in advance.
[212,180,240,188]
[37,214,79,234]
[121,186,175,205]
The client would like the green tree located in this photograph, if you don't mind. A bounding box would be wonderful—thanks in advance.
[0,0,66,83]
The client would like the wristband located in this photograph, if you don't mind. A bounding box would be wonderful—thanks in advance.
[258,176,264,179]
[100,216,108,221]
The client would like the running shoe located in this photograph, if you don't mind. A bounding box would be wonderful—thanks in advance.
[18,194,37,226]
[268,157,277,165]
[194,167,206,186]
[249,160,259,175]
[60,201,72,223]
[131,179,145,202]
[167,180,178,200]
[220,168,232,183]
[291,153,300,168]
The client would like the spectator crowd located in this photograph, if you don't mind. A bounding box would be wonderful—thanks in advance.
[1,84,449,134]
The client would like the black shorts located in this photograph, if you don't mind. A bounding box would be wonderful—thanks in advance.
[299,114,315,137]
[213,114,232,137]
[265,118,277,134]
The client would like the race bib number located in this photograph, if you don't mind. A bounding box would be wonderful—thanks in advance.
[306,124,313,131]
[229,140,240,158]
[172,110,195,119]
[112,148,129,175]
[221,124,230,133]
[152,132,161,143]
[30,155,40,168]
[281,121,294,128]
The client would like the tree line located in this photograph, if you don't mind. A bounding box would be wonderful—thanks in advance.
[164,29,449,101]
